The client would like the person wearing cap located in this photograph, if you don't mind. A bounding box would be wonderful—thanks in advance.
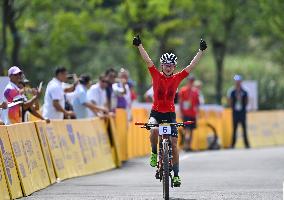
[72,74,108,119]
[178,75,200,151]
[43,67,77,120]
[227,74,250,148]
[3,66,40,124]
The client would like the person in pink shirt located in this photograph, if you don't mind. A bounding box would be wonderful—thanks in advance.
[3,66,40,124]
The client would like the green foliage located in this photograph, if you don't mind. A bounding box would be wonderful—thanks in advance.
[0,0,283,109]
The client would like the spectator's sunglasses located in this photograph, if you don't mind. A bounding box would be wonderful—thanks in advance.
[101,79,109,83]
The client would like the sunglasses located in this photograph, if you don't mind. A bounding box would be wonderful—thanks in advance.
[162,64,176,68]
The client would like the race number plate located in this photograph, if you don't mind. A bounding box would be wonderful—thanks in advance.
[159,126,171,135]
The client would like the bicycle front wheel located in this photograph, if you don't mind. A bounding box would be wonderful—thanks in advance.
[162,140,169,200]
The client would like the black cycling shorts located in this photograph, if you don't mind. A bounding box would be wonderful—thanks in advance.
[149,110,178,138]
[182,116,197,130]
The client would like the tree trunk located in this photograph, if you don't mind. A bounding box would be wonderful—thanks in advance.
[0,0,9,75]
[8,20,21,66]
[212,40,226,104]
[7,0,21,66]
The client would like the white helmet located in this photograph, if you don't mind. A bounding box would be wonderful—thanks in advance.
[160,53,177,65]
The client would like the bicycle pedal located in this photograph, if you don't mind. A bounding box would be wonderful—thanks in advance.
[155,171,160,179]
[173,183,181,187]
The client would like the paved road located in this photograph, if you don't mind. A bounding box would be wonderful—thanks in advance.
[24,147,284,200]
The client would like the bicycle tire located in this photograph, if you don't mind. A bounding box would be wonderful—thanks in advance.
[162,139,169,200]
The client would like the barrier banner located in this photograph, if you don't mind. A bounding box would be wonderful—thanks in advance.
[274,111,284,145]
[222,109,233,148]
[241,110,284,148]
[51,120,80,179]
[40,121,68,180]
[128,108,150,158]
[35,121,57,184]
[6,123,50,196]
[109,117,122,167]
[115,109,128,161]
[0,126,22,199]
[91,118,116,171]
[67,119,97,176]
[0,154,10,200]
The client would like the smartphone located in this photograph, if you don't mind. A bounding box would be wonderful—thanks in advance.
[38,81,43,92]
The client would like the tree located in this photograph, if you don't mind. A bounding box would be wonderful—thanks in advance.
[0,0,28,74]
[192,0,256,104]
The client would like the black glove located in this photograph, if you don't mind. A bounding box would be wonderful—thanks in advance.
[200,38,207,51]
[133,35,142,46]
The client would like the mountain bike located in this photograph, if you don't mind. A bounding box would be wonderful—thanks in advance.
[135,120,192,200]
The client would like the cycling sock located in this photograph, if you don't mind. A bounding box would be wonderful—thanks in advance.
[151,145,157,154]
[173,163,179,177]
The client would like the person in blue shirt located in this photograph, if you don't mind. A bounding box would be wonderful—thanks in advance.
[72,74,108,119]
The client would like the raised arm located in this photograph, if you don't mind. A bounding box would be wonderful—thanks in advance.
[133,35,154,68]
[184,39,207,73]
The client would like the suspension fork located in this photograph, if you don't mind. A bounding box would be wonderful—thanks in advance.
[158,135,173,167]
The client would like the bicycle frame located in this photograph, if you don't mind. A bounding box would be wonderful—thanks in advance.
[135,120,193,200]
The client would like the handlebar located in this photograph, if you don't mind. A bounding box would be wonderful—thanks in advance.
[135,121,194,130]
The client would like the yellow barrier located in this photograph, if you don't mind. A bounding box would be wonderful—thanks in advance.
[222,109,233,148]
[70,118,116,175]
[40,118,116,180]
[115,109,128,161]
[42,121,68,180]
[1,108,284,200]
[0,126,23,199]
[35,121,57,184]
[127,108,150,159]
[91,118,116,171]
[235,110,284,148]
[109,117,122,167]
[0,154,10,200]
[6,122,50,196]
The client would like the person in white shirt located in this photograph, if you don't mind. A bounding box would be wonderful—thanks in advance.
[43,67,77,119]
[87,75,109,118]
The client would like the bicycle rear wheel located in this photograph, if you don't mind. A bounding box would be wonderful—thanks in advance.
[162,140,169,200]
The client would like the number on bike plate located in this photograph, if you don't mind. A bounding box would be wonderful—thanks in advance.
[159,126,171,135]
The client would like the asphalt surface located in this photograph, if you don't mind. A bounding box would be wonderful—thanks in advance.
[24,147,284,200]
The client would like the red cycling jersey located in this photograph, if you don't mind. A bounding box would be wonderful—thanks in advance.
[149,65,189,113]
[178,86,200,117]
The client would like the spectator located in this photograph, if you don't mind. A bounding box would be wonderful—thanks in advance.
[227,75,250,148]
[105,68,117,110]
[19,78,40,110]
[194,80,205,105]
[112,68,132,111]
[87,74,109,118]
[144,86,154,102]
[18,81,49,123]
[178,75,200,151]
[127,79,137,102]
[43,67,76,120]
[3,66,40,124]
[0,101,7,125]
[72,74,108,119]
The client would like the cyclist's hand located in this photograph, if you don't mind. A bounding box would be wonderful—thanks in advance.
[133,35,142,46]
[200,38,207,51]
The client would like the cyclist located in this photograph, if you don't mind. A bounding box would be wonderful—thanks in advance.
[133,35,207,186]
